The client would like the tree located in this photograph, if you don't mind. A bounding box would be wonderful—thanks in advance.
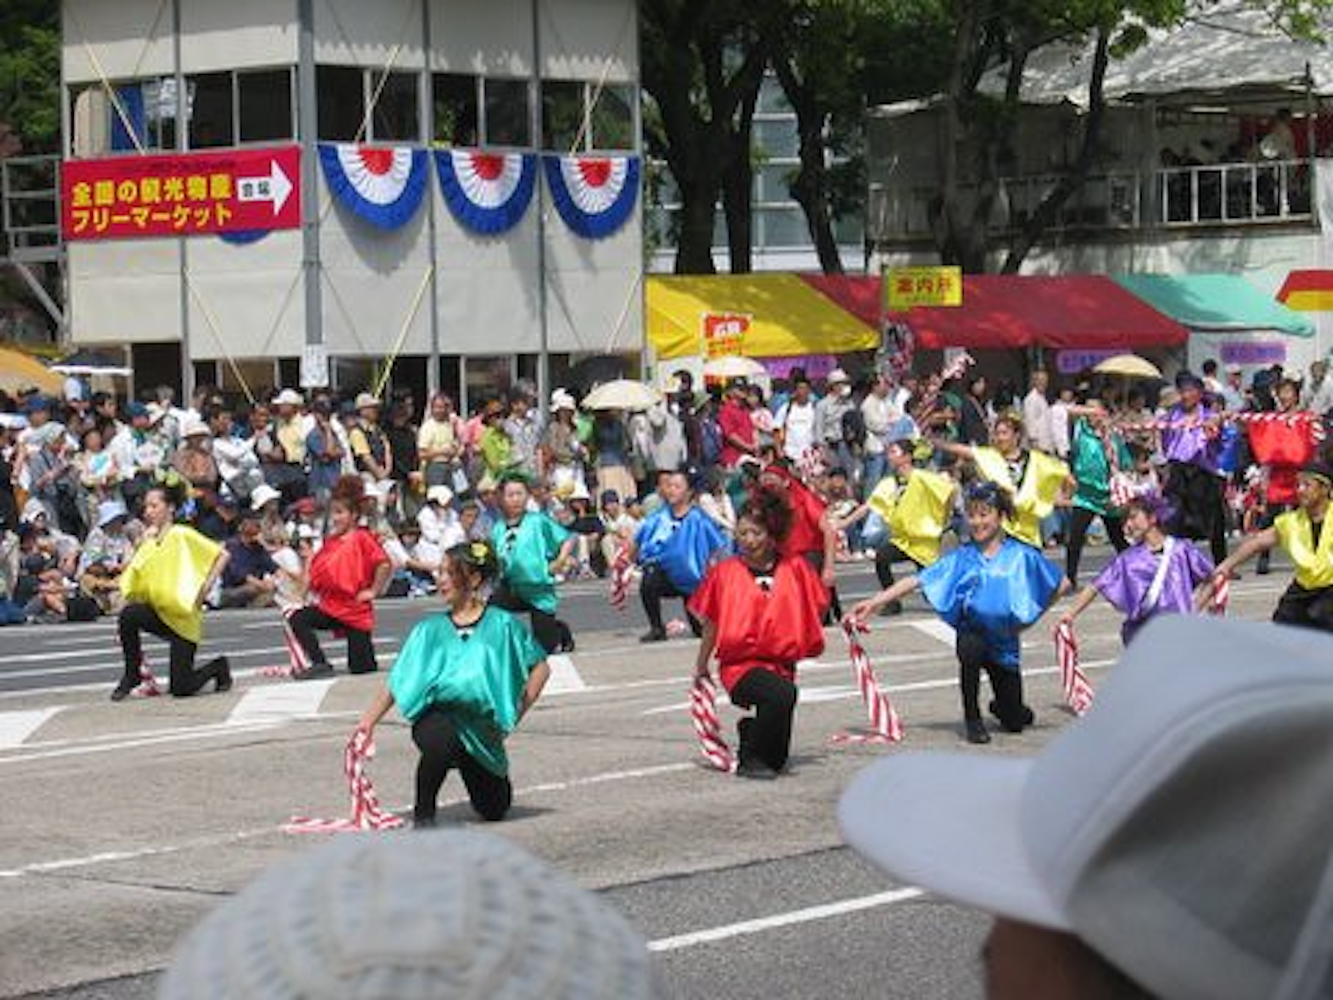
[0,0,59,154]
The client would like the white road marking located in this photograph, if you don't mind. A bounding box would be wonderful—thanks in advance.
[648,888,926,951]
[0,708,63,749]
[910,620,956,646]
[227,680,336,726]
[544,654,586,693]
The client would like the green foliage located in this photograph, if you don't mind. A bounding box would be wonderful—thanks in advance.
[0,1,59,153]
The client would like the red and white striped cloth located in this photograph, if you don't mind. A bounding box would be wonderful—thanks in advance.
[1052,621,1096,717]
[829,622,904,744]
[690,674,735,773]
[608,543,633,610]
[284,729,405,833]
[1208,573,1230,616]
[1116,409,1326,442]
[133,660,163,698]
[258,608,310,678]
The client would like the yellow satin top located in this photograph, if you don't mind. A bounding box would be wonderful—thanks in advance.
[972,446,1069,549]
[868,468,956,568]
[120,525,222,644]
[1274,508,1333,590]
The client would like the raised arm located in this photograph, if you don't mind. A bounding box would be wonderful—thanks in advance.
[845,575,922,626]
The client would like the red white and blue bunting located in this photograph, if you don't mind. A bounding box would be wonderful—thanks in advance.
[318,143,428,230]
[434,149,536,235]
[543,154,639,239]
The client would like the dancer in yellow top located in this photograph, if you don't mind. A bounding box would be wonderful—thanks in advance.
[112,480,232,701]
[933,411,1069,549]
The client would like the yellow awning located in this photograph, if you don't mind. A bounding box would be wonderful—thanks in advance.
[0,347,63,395]
[647,274,879,360]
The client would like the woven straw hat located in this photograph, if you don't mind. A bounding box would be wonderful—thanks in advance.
[158,831,659,999]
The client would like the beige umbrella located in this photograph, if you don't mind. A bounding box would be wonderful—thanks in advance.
[1092,354,1162,379]
[580,379,662,412]
[702,355,767,380]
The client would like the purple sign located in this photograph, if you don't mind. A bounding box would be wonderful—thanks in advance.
[758,355,839,380]
[1219,340,1287,366]
[1055,348,1122,375]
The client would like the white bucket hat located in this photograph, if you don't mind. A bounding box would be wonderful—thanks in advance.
[158,831,659,999]
[272,388,304,407]
[426,484,453,506]
[839,616,1333,1000]
[250,484,282,510]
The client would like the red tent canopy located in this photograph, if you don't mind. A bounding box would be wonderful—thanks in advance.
[802,273,1188,350]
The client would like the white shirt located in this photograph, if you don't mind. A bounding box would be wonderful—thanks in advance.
[1022,389,1054,452]
[860,392,899,456]
[776,399,818,461]
[1049,402,1071,458]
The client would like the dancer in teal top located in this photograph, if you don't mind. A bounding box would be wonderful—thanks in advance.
[489,472,577,652]
[358,541,550,826]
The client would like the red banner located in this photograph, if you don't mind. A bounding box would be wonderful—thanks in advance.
[62,146,301,241]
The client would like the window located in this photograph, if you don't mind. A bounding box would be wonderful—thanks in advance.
[69,79,180,155]
[188,72,234,148]
[754,119,799,159]
[759,208,808,248]
[371,71,420,141]
[239,69,293,142]
[542,80,583,151]
[317,65,365,141]
[590,84,634,150]
[541,81,635,151]
[433,73,478,146]
[484,78,530,147]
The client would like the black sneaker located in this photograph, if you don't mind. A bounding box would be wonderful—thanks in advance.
[965,719,991,744]
[110,681,137,702]
[639,629,667,643]
[294,662,335,681]
[213,657,233,693]
[735,761,780,780]
[988,701,1035,731]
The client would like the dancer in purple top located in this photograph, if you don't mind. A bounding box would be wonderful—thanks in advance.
[1159,371,1229,565]
[1058,492,1214,646]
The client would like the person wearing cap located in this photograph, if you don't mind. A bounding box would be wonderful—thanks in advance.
[349,393,393,483]
[1246,371,1320,575]
[271,388,311,471]
[848,482,1068,744]
[840,615,1333,1000]
[24,423,86,537]
[689,486,829,778]
[490,472,577,653]
[541,390,588,497]
[112,479,232,701]
[358,540,552,826]
[1060,491,1214,647]
[933,411,1070,551]
[414,484,464,573]
[77,499,136,615]
[171,416,219,496]
[287,475,392,679]
[1160,371,1229,566]
[814,369,857,480]
[1203,461,1333,631]
[627,469,731,642]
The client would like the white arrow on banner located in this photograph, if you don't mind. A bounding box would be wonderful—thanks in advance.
[237,160,294,215]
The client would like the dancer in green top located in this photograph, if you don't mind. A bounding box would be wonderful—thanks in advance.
[358,541,551,826]
[489,472,577,652]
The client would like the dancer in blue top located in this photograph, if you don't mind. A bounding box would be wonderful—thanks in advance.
[628,468,731,642]
[489,472,577,653]
[848,482,1068,744]
[358,541,550,827]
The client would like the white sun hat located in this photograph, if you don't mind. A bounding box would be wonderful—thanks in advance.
[839,616,1333,1000]
[158,831,659,999]
[250,484,282,511]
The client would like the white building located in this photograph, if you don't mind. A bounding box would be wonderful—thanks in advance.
[60,0,642,409]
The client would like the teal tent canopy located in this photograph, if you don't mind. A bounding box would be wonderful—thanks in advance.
[1113,274,1314,337]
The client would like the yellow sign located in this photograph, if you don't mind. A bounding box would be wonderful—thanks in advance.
[885,265,963,309]
[701,312,750,359]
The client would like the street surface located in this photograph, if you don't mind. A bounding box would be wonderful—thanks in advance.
[0,552,1292,999]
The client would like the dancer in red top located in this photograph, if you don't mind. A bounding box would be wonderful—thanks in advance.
[754,462,839,618]
[289,476,392,679]
[689,488,829,778]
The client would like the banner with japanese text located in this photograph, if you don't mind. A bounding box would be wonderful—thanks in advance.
[884,265,963,310]
[61,146,301,241]
[701,312,750,359]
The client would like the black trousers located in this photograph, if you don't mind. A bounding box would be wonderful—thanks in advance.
[730,667,798,772]
[874,543,923,588]
[1165,461,1228,565]
[117,602,225,696]
[955,630,1029,731]
[412,708,512,822]
[287,606,377,673]
[802,550,842,622]
[1064,506,1128,585]
[1273,582,1333,633]
[491,582,566,653]
[640,564,700,634]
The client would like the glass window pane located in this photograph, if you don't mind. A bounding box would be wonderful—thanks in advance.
[141,78,178,150]
[590,83,634,150]
[484,78,530,147]
[754,119,799,159]
[756,77,791,114]
[542,80,583,151]
[834,213,864,244]
[760,208,808,247]
[238,69,293,142]
[758,163,795,202]
[317,65,364,141]
[433,73,478,147]
[188,72,233,148]
[371,70,419,142]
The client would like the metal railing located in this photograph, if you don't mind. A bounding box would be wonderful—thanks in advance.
[869,157,1314,243]
[1,154,61,261]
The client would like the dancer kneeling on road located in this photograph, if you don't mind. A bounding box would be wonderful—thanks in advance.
[490,471,577,653]
[629,468,730,642]
[1201,460,1333,632]
[289,475,391,679]
[111,479,232,701]
[357,541,551,826]
[689,488,829,778]
[847,482,1067,745]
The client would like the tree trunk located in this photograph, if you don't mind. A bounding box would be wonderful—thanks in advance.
[772,55,844,275]
[720,68,764,273]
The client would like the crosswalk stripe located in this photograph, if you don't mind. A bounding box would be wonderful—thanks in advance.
[0,708,63,749]
[910,620,956,646]
[226,680,335,726]
[544,654,586,693]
